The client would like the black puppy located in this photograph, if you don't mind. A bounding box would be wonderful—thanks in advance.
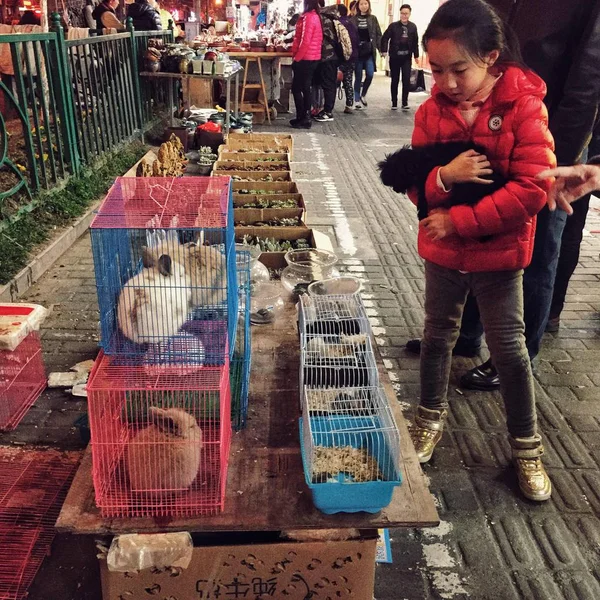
[378,141,507,220]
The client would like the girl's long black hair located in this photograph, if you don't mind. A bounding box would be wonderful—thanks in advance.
[422,0,523,66]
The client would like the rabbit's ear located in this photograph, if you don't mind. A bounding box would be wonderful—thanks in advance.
[141,246,155,268]
[158,255,173,277]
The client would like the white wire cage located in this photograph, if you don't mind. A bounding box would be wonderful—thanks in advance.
[298,294,379,395]
[300,385,402,514]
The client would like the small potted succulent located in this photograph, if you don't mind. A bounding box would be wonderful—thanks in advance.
[197,146,218,175]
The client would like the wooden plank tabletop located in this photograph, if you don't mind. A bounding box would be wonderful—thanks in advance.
[56,303,438,535]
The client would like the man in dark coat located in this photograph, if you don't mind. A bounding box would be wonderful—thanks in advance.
[127,0,162,31]
[380,3,418,110]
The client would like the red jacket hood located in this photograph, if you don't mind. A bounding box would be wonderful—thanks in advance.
[431,64,547,107]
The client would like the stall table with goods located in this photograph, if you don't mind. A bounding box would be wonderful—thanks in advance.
[55,135,437,600]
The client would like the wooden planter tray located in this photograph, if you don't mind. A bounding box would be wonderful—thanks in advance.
[218,150,290,164]
[215,170,292,182]
[226,132,294,159]
[213,160,290,172]
[233,193,304,207]
[235,226,314,270]
[56,302,438,535]
[232,181,299,193]
[234,208,304,226]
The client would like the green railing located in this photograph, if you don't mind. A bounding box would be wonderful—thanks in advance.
[0,14,174,230]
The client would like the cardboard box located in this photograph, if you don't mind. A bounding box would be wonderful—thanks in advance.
[227,133,294,159]
[235,226,316,270]
[213,170,292,182]
[100,537,377,600]
[185,77,213,107]
[232,181,298,193]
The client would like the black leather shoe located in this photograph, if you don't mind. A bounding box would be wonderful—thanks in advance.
[405,338,481,358]
[459,358,500,391]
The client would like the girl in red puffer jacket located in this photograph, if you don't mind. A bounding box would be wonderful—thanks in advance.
[407,0,556,502]
[290,0,323,129]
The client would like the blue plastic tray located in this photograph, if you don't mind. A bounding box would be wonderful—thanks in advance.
[299,417,402,514]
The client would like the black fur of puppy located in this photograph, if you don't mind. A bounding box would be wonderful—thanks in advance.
[378,141,507,220]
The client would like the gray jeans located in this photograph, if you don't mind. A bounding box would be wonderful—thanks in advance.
[420,261,536,439]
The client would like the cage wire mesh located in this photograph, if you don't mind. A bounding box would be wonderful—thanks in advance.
[298,294,378,392]
[90,177,238,368]
[87,351,232,518]
[0,331,46,432]
[230,248,251,430]
[300,386,402,513]
[0,448,79,600]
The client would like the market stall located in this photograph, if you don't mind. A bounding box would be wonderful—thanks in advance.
[53,133,437,600]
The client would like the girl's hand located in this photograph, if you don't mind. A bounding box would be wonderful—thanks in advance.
[537,165,600,215]
[439,150,494,187]
[422,209,456,241]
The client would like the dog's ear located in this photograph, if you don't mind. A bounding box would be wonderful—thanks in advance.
[379,147,419,193]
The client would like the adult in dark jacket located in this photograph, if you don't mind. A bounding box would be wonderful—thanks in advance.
[338,4,358,114]
[92,0,124,30]
[381,4,418,110]
[350,0,381,109]
[313,5,341,122]
[406,0,600,391]
[127,0,162,31]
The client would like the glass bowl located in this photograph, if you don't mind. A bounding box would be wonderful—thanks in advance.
[280,249,339,295]
[250,282,284,325]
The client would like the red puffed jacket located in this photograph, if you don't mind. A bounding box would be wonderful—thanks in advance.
[409,65,556,273]
[292,10,323,62]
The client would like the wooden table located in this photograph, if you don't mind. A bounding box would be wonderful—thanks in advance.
[140,69,242,134]
[57,303,438,535]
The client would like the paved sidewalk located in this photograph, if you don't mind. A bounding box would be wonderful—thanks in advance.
[7,73,600,600]
[289,75,600,600]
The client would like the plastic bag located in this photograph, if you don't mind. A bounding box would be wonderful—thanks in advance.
[106,532,193,572]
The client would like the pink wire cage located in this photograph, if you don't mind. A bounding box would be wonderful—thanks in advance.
[0,448,79,600]
[0,330,46,432]
[86,351,232,518]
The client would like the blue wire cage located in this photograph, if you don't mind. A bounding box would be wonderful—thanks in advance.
[90,177,238,367]
[230,248,251,430]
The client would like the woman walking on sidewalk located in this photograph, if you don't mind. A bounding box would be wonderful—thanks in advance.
[290,0,323,129]
[350,0,381,110]
[338,4,359,114]
[407,0,555,501]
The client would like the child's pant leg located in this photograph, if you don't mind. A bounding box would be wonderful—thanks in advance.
[471,269,537,439]
[420,262,469,411]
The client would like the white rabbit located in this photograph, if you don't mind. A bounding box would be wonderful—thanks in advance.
[144,239,227,309]
[125,407,203,495]
[117,247,191,345]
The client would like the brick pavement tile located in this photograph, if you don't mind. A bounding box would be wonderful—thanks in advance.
[454,430,500,468]
[536,372,594,387]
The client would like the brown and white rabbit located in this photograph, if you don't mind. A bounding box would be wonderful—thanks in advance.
[182,242,227,309]
[125,407,203,495]
[117,247,191,344]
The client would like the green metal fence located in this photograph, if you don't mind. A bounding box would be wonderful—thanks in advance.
[0,14,174,231]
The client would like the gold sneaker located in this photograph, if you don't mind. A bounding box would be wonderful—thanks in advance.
[410,406,447,464]
[510,435,552,502]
